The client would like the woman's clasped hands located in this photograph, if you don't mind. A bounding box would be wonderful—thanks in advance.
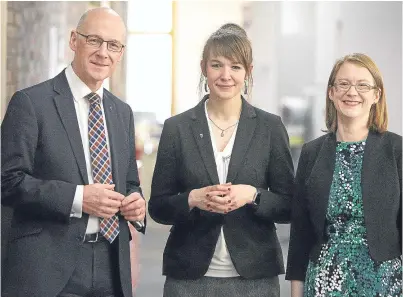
[189,183,256,214]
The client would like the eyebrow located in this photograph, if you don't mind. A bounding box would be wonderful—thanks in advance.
[336,78,372,83]
[210,59,242,65]
[89,34,121,43]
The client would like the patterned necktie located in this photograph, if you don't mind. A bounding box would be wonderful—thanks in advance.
[87,92,119,243]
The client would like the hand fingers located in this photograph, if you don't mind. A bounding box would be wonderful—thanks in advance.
[121,193,142,207]
[210,184,232,192]
[206,190,229,198]
[205,192,236,213]
[121,208,143,217]
[121,199,145,212]
[220,193,238,208]
[96,183,115,190]
[207,195,231,205]
[206,202,230,214]
[121,196,135,207]
[99,207,120,219]
[105,189,125,201]
[207,183,231,192]
[102,198,122,208]
[122,207,145,221]
[219,182,232,187]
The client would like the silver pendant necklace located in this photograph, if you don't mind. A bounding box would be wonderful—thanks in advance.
[207,115,239,137]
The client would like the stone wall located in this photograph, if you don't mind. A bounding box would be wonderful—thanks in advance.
[2,0,100,274]
[6,1,95,102]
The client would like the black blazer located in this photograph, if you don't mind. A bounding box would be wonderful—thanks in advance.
[286,131,402,281]
[1,70,145,297]
[149,96,295,280]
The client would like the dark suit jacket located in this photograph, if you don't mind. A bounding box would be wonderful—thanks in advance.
[286,131,402,281]
[1,70,145,297]
[148,96,295,280]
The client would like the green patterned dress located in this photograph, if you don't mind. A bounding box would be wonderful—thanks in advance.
[304,140,402,297]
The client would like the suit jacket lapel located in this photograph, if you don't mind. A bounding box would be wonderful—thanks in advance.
[53,70,88,184]
[190,96,220,185]
[361,131,381,222]
[103,92,122,192]
[226,97,257,183]
[305,133,336,229]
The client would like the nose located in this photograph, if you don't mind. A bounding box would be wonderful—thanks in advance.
[346,84,359,96]
[96,42,109,58]
[220,66,231,80]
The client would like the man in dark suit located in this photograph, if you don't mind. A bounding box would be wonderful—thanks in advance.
[1,7,146,297]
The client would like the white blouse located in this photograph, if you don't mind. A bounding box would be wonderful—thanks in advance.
[204,100,240,277]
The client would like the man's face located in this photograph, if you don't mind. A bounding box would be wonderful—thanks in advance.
[69,10,126,90]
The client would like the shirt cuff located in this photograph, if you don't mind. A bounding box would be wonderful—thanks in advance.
[70,185,83,218]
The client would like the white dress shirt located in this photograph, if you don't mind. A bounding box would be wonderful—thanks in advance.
[204,100,240,277]
[65,64,112,234]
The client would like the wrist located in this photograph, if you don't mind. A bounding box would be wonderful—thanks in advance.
[188,190,196,209]
[250,187,261,209]
[248,187,257,204]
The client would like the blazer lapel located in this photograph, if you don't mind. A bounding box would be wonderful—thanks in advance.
[103,92,122,192]
[226,97,257,183]
[190,96,220,185]
[361,131,381,222]
[53,71,88,184]
[305,133,336,228]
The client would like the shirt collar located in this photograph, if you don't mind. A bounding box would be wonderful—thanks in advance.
[65,64,104,103]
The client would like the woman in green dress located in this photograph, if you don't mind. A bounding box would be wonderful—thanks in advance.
[285,53,402,297]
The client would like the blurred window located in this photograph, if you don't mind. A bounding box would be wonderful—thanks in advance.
[281,1,299,35]
[126,0,173,124]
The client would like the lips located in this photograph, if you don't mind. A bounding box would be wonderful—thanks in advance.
[342,100,362,106]
[91,61,108,67]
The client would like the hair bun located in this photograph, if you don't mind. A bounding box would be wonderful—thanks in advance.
[218,23,247,37]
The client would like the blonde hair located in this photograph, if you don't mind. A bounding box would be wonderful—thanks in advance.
[325,53,387,133]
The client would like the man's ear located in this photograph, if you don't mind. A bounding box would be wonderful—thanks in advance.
[69,30,78,52]
[117,47,125,62]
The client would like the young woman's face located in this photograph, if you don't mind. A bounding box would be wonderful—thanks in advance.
[204,55,246,101]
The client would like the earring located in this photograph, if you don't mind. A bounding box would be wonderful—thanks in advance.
[204,79,209,93]
[244,80,248,95]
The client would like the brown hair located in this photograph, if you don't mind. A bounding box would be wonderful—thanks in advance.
[325,53,387,133]
[198,23,253,98]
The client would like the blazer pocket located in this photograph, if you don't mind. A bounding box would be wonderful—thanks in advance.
[9,224,43,242]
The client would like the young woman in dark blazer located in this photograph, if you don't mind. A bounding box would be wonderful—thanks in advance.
[148,24,295,297]
[286,53,402,297]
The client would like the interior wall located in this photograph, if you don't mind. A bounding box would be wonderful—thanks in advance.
[174,0,244,115]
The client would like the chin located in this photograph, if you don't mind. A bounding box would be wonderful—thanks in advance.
[217,95,234,100]
[339,111,366,120]
[89,72,109,83]
[214,91,238,100]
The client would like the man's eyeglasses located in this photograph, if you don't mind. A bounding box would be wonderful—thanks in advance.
[332,81,377,93]
[76,31,125,53]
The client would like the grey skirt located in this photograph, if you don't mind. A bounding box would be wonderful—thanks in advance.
[163,275,280,297]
